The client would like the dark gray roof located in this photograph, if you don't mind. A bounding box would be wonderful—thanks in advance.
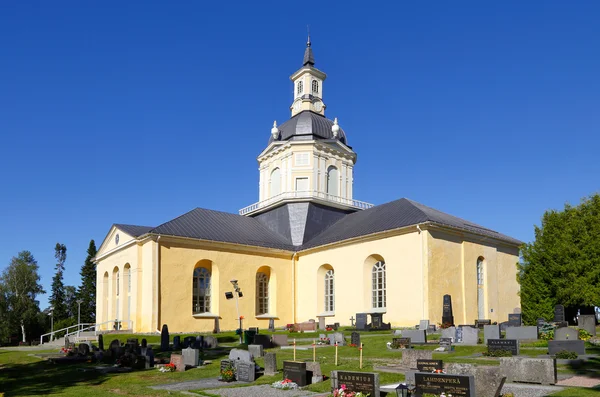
[269,111,347,145]
[303,38,314,66]
[300,198,522,249]
[150,208,295,251]
[114,224,154,238]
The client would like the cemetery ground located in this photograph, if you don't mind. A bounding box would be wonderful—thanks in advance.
[1,328,599,397]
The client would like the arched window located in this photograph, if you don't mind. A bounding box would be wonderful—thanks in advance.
[477,257,484,285]
[312,80,319,94]
[193,267,211,314]
[324,269,335,312]
[372,261,386,309]
[116,270,120,296]
[297,81,303,95]
[327,166,339,196]
[270,168,281,197]
[256,272,269,315]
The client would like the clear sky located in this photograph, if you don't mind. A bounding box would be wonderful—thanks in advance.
[1,1,598,310]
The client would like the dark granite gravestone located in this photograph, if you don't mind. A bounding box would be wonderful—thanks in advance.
[78,343,90,356]
[109,339,120,356]
[578,315,597,336]
[334,322,340,330]
[183,336,195,349]
[264,352,277,375]
[475,319,491,328]
[160,324,169,351]
[173,335,181,350]
[268,318,275,332]
[554,305,565,323]
[249,327,259,333]
[415,372,475,397]
[236,360,256,382]
[144,347,155,369]
[141,338,147,348]
[253,334,272,349]
[392,337,411,349]
[548,340,586,355]
[125,338,139,353]
[351,332,361,346]
[442,294,454,326]
[508,314,522,327]
[195,335,204,349]
[332,371,380,397]
[283,361,308,386]
[537,318,546,327]
[355,313,368,331]
[98,334,104,351]
[488,339,519,355]
[417,359,443,372]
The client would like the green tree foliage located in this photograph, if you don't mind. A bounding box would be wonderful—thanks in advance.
[64,285,78,319]
[78,240,97,324]
[0,251,45,342]
[49,243,67,321]
[519,194,600,325]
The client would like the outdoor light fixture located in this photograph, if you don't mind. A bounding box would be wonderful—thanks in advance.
[395,383,409,397]
[227,279,244,343]
[225,292,234,300]
[238,291,243,298]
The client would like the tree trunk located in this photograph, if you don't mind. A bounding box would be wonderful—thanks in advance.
[21,321,26,343]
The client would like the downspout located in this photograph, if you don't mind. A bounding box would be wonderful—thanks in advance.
[292,252,298,324]
[155,235,161,333]
[416,224,425,319]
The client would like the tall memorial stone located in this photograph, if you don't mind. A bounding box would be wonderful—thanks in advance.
[554,305,565,323]
[578,315,597,336]
[355,313,368,331]
[98,334,104,351]
[442,294,454,326]
[264,352,278,375]
[160,324,170,352]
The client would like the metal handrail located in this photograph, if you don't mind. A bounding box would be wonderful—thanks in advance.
[41,319,134,344]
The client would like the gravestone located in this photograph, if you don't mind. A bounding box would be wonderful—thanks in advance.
[554,305,565,322]
[369,313,391,330]
[415,372,475,397]
[109,339,121,356]
[195,335,204,349]
[330,332,345,346]
[428,324,437,333]
[220,359,234,380]
[499,321,510,332]
[445,363,505,397]
[97,334,104,351]
[182,347,200,367]
[442,294,454,326]
[488,339,519,355]
[306,361,323,383]
[268,318,275,332]
[236,360,256,382]
[144,347,155,369]
[392,337,411,349]
[213,317,220,334]
[401,349,433,369]
[508,313,522,327]
[271,334,288,347]
[229,348,254,363]
[141,338,147,348]
[439,337,454,352]
[249,327,259,333]
[402,329,427,344]
[355,313,368,330]
[419,320,430,330]
[441,326,456,342]
[78,343,90,356]
[537,318,546,328]
[173,336,181,350]
[204,335,218,349]
[170,353,185,372]
[505,326,538,340]
[160,324,170,351]
[484,324,500,344]
[499,357,557,385]
[183,336,195,349]
[578,315,596,336]
[318,317,326,330]
[331,371,380,397]
[351,332,361,346]
[253,334,272,349]
[283,361,308,386]
[548,340,585,355]
[554,327,579,341]
[248,344,264,358]
[417,359,443,372]
[458,326,478,344]
[475,319,491,329]
[125,338,139,353]
[264,352,277,375]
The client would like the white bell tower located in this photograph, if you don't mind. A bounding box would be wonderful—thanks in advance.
[290,35,327,117]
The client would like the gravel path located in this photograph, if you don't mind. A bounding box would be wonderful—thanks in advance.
[151,378,248,391]
[203,384,323,397]
[500,383,564,397]
[556,376,600,387]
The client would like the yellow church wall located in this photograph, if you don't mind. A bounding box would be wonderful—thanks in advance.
[297,230,425,327]
[495,246,521,322]
[158,239,294,333]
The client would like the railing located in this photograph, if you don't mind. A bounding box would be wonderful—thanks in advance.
[239,190,374,215]
[40,319,134,344]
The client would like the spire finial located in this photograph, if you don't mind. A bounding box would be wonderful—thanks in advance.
[307,25,311,47]
[332,117,340,138]
[303,28,315,66]
[271,120,279,140]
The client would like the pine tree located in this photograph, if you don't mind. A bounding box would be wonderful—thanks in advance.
[78,240,97,324]
[49,243,68,321]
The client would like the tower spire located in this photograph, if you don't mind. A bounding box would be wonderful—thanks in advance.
[303,28,315,66]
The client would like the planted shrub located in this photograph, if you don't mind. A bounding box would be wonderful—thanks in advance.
[555,350,578,360]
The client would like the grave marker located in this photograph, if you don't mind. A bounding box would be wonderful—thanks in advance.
[578,315,596,336]
[235,361,256,382]
[419,320,430,330]
[483,324,500,344]
[402,329,427,344]
[173,336,181,350]
[475,319,491,329]
[392,337,411,349]
[554,305,565,323]
[442,294,454,326]
[332,371,380,397]
[548,340,585,355]
[351,332,361,346]
[417,359,443,372]
[170,353,185,372]
[271,334,288,347]
[554,327,578,341]
[487,339,519,355]
[415,372,475,397]
[505,326,538,340]
[283,361,308,386]
[355,313,368,331]
[160,324,169,351]
[182,347,200,367]
[264,352,277,375]
[508,313,522,327]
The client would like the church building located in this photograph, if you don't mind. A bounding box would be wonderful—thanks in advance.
[95,38,521,333]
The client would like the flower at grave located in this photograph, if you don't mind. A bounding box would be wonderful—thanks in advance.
[158,363,176,373]
[329,385,370,397]
[349,343,357,348]
[272,379,298,389]
[220,362,236,382]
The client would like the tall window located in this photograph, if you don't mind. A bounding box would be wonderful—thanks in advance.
[193,267,211,314]
[312,80,319,94]
[372,261,386,309]
[327,166,339,196]
[297,81,303,95]
[127,267,131,293]
[477,258,484,285]
[270,168,281,197]
[256,272,269,315]
[116,270,120,296]
[324,269,335,312]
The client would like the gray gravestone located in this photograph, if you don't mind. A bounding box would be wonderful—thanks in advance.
[248,344,264,358]
[578,315,596,336]
[442,294,454,326]
[441,326,457,342]
[271,334,288,347]
[402,329,427,344]
[306,361,323,383]
[554,327,579,341]
[203,335,218,349]
[356,313,368,330]
[160,324,169,351]
[488,339,519,355]
[235,360,256,382]
[331,371,380,397]
[548,340,585,355]
[318,317,326,330]
[351,332,361,346]
[445,363,505,397]
[330,332,345,346]
[419,320,430,331]
[484,324,500,344]
[401,349,433,369]
[499,357,557,385]
[554,305,565,322]
[505,326,538,340]
[439,337,454,352]
[264,352,277,375]
[268,318,275,332]
[173,336,181,350]
[182,347,200,367]
[229,348,254,363]
[141,338,147,348]
[458,326,479,344]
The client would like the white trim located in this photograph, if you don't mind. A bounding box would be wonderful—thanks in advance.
[193,313,220,319]
[317,311,335,317]
[255,314,278,319]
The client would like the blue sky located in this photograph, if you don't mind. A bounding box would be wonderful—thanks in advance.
[1,1,598,310]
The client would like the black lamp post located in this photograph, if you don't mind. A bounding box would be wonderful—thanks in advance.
[225,280,244,344]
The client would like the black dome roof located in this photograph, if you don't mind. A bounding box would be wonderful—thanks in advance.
[269,111,347,145]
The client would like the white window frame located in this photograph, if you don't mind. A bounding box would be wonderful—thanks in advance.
[295,152,310,166]
[312,79,319,94]
[297,81,304,96]
[477,258,484,285]
[324,269,335,312]
[372,261,386,309]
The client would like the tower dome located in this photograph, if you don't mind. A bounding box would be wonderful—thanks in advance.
[268,111,347,145]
